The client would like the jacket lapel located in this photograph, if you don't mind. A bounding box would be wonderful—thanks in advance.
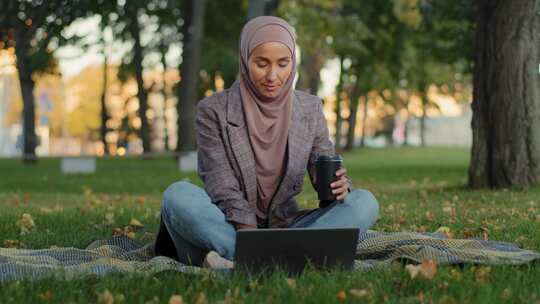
[226,87,257,210]
[226,88,308,213]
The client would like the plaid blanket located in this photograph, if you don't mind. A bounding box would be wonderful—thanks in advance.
[1,231,538,282]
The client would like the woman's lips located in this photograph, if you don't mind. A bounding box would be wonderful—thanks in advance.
[263,84,278,92]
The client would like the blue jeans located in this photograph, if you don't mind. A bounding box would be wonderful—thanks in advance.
[160,181,379,265]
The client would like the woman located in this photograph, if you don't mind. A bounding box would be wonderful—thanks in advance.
[154,16,379,268]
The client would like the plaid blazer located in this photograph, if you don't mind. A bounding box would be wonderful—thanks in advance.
[196,84,352,228]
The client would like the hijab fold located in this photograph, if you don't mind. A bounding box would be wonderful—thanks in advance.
[238,16,297,219]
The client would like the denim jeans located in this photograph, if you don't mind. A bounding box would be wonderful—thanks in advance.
[160,181,379,265]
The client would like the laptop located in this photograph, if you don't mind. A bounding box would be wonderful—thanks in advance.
[234,227,359,275]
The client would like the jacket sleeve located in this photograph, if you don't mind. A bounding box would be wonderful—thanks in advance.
[307,98,353,193]
[195,100,257,226]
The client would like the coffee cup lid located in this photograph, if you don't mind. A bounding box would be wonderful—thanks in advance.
[315,155,342,162]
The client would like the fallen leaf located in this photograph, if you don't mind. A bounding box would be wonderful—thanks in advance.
[39,207,53,214]
[104,213,115,226]
[248,280,260,292]
[195,292,206,304]
[112,227,124,236]
[439,295,457,304]
[435,226,454,239]
[417,291,424,303]
[501,288,512,300]
[474,266,491,283]
[18,213,35,235]
[23,193,30,204]
[406,260,438,280]
[3,239,20,248]
[336,290,347,301]
[136,196,146,206]
[129,218,144,228]
[349,289,369,298]
[97,289,114,304]
[38,290,54,301]
[285,278,296,290]
[169,295,183,304]
[481,228,489,241]
[449,269,461,281]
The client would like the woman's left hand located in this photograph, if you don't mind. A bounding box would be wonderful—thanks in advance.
[330,167,349,201]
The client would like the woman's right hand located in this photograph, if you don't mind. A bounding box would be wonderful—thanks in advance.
[234,223,257,230]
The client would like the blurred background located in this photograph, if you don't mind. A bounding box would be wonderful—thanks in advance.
[6,0,538,192]
[0,0,475,158]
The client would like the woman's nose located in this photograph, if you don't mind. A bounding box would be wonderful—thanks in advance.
[265,68,277,82]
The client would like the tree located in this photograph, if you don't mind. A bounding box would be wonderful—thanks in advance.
[126,4,152,154]
[0,1,89,162]
[469,0,540,189]
[248,0,279,20]
[176,0,207,153]
[279,0,340,95]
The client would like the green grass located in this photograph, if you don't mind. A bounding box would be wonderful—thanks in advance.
[0,147,539,303]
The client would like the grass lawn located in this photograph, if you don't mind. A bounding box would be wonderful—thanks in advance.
[0,147,538,303]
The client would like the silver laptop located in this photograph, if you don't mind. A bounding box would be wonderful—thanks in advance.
[234,227,359,275]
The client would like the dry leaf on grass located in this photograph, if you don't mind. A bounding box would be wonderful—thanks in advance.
[3,239,20,248]
[481,227,489,241]
[104,213,115,226]
[474,266,491,283]
[129,218,144,228]
[112,226,137,239]
[136,196,146,206]
[406,260,438,280]
[442,206,453,213]
[38,290,54,301]
[285,278,296,290]
[195,292,206,304]
[169,295,183,304]
[18,213,35,235]
[349,289,369,298]
[336,290,347,301]
[435,226,454,238]
[97,289,114,304]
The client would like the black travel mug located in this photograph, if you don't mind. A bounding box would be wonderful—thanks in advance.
[315,155,343,208]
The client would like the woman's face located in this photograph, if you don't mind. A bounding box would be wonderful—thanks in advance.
[248,42,293,99]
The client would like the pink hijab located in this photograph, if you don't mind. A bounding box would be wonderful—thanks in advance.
[238,16,297,218]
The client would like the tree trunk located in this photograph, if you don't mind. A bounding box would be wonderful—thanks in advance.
[402,91,411,146]
[297,51,323,95]
[160,45,170,152]
[100,39,110,155]
[14,29,37,163]
[128,8,151,154]
[419,90,427,147]
[469,0,540,189]
[334,56,345,151]
[176,0,207,153]
[360,95,369,147]
[247,0,279,19]
[345,77,361,151]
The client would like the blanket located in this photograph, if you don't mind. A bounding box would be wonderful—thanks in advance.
[1,231,538,282]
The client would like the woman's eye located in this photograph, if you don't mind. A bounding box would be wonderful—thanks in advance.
[279,63,289,68]
[257,63,267,68]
